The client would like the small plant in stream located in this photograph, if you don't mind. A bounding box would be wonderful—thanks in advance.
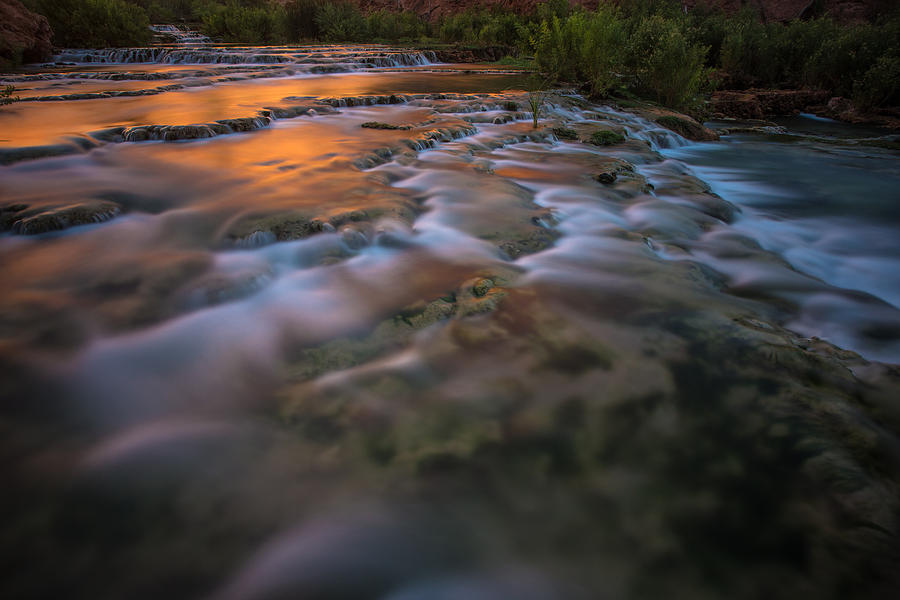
[526,75,551,129]
[1,86,19,106]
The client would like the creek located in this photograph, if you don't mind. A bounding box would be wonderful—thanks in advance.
[1,30,899,600]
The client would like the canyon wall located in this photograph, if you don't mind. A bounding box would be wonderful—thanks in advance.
[0,0,52,65]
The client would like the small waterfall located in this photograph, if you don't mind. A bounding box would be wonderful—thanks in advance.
[367,51,435,67]
[52,33,435,69]
[54,48,296,65]
[150,24,211,45]
[635,127,693,150]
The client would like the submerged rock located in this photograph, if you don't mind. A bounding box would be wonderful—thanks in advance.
[233,230,278,249]
[472,278,493,297]
[5,201,121,234]
[655,115,720,141]
[588,130,626,146]
[0,138,98,165]
[362,121,411,130]
[594,171,618,184]
[552,127,578,140]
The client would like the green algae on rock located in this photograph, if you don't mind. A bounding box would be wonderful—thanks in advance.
[589,130,626,146]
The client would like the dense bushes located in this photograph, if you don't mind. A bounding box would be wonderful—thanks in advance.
[438,10,524,47]
[531,8,625,97]
[695,5,900,107]
[853,54,900,109]
[129,0,197,22]
[282,0,322,40]
[197,1,427,44]
[199,1,284,43]
[529,6,709,109]
[528,1,899,110]
[313,1,366,42]
[24,0,152,47]
[20,0,900,111]
[365,10,429,43]
[627,15,708,108]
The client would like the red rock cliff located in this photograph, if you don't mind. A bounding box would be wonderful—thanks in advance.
[0,0,53,65]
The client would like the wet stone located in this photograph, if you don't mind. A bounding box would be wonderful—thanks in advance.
[552,127,578,140]
[8,201,121,235]
[472,278,494,297]
[589,130,626,146]
[594,171,618,184]
[361,122,410,130]
[341,227,369,250]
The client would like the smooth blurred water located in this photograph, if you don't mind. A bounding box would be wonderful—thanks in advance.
[663,117,900,360]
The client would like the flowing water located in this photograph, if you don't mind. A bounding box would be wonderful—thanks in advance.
[2,30,900,600]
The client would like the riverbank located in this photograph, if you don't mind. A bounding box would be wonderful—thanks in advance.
[711,88,900,130]
[13,1,899,121]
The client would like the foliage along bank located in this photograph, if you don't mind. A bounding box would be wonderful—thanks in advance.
[19,0,900,114]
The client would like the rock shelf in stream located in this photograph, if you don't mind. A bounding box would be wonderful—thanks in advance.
[3,64,293,84]
[50,46,437,71]
[26,83,188,102]
[0,201,121,235]
[0,92,541,166]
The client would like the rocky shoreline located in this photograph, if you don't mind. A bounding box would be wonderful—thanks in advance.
[711,88,900,130]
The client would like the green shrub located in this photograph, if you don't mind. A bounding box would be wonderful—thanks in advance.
[534,0,571,22]
[577,7,626,97]
[685,5,730,67]
[619,0,683,21]
[366,10,428,42]
[475,12,524,47]
[129,0,196,22]
[315,0,366,42]
[626,15,708,109]
[26,0,152,47]
[531,7,626,97]
[283,0,324,41]
[527,88,546,129]
[854,54,900,109]
[200,1,285,44]
[803,22,890,97]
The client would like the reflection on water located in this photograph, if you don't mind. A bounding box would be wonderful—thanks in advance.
[1,39,900,600]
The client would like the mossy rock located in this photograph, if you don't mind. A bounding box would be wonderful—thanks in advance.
[552,127,578,140]
[5,201,122,235]
[656,115,720,142]
[361,122,411,131]
[589,130,626,146]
